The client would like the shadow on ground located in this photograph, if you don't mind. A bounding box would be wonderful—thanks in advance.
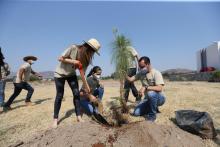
[58,109,75,124]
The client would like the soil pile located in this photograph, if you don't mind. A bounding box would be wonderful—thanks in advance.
[19,121,205,147]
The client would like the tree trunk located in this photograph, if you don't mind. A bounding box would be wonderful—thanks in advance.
[119,78,128,113]
[119,78,124,99]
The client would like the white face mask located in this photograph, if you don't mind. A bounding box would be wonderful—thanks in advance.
[94,75,101,79]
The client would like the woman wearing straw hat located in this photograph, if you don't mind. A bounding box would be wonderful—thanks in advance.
[52,38,101,128]
[0,47,10,112]
[4,56,42,109]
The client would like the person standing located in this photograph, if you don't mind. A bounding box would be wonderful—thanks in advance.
[124,46,140,102]
[0,47,10,112]
[4,56,42,109]
[127,56,166,122]
[52,38,101,128]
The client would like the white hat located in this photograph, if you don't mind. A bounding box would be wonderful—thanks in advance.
[84,38,101,55]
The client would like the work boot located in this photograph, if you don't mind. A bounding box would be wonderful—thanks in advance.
[3,106,12,111]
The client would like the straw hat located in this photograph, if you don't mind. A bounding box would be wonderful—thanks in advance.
[23,56,38,62]
[84,38,101,55]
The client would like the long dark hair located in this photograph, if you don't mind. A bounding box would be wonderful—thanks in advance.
[87,66,102,77]
[77,43,95,69]
[0,47,5,66]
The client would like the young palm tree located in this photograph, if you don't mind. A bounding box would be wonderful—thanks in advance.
[111,29,133,112]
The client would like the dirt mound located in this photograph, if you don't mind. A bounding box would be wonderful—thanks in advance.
[19,121,205,147]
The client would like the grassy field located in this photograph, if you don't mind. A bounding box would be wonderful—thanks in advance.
[0,80,220,147]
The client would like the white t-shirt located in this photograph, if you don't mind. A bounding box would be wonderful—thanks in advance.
[127,46,138,68]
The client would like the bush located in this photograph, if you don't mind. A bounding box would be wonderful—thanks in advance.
[212,71,220,78]
[29,75,41,81]
[209,71,220,82]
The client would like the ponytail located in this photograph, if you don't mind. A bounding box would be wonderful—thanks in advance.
[87,66,102,77]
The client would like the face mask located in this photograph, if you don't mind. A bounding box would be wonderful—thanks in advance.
[139,67,148,74]
[94,75,101,79]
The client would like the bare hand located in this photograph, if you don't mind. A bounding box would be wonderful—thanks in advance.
[84,88,91,94]
[89,94,97,102]
[99,83,104,88]
[58,57,64,62]
[139,87,146,97]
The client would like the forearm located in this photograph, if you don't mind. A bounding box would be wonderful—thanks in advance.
[147,85,163,92]
[31,70,36,75]
[58,57,78,65]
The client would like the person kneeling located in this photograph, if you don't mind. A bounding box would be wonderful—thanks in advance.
[127,56,166,122]
[80,66,104,116]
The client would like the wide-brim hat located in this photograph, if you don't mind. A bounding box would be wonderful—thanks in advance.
[23,56,38,62]
[83,38,101,56]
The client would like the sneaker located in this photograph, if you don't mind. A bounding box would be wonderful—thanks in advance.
[145,115,156,122]
[145,118,155,122]
[3,106,12,111]
[25,102,34,106]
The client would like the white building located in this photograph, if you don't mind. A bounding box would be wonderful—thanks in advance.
[196,41,220,72]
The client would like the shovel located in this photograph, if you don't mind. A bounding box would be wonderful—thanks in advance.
[92,104,111,126]
[76,63,111,126]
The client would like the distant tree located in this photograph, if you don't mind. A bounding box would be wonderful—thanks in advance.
[30,75,41,81]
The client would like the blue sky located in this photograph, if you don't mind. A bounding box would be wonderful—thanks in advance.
[0,1,220,76]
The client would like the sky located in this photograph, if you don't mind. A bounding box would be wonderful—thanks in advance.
[0,0,220,76]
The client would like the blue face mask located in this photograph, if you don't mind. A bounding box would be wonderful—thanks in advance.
[140,68,148,74]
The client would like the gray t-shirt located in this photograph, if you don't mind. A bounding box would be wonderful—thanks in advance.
[80,76,100,100]
[135,68,165,97]
[15,62,32,83]
[81,76,100,93]
[135,68,165,87]
[54,45,78,78]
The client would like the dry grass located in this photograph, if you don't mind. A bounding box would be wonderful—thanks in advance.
[0,80,220,147]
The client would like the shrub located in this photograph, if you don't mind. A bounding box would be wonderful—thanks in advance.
[209,70,220,82]
[29,75,41,81]
[212,71,220,79]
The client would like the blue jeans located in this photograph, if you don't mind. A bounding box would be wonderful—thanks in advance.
[0,80,6,107]
[133,91,165,121]
[4,82,34,107]
[80,87,104,115]
[93,87,104,101]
